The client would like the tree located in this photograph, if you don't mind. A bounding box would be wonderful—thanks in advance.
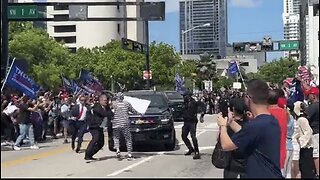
[9,28,72,89]
[257,58,299,84]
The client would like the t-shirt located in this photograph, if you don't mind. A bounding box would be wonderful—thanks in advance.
[231,114,281,178]
[269,107,288,169]
[306,102,319,134]
[17,103,32,124]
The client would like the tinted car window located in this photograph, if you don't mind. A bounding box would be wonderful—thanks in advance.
[165,92,183,100]
[127,94,167,108]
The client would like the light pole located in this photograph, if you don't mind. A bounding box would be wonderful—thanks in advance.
[181,23,211,55]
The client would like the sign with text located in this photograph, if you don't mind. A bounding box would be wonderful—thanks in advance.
[8,5,39,19]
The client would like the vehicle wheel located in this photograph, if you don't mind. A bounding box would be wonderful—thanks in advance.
[165,129,176,151]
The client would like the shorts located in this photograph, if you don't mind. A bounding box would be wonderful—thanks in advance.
[292,139,300,161]
[62,120,70,129]
[312,133,319,158]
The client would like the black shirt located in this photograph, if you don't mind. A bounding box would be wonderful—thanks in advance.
[231,114,281,178]
[306,102,319,134]
[182,98,199,123]
[17,103,33,124]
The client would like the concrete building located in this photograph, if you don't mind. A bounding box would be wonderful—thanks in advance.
[300,0,319,85]
[216,56,258,77]
[179,0,227,57]
[226,45,266,68]
[46,0,145,52]
[282,0,300,58]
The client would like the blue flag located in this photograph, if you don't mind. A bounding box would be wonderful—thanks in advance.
[175,73,186,94]
[287,78,304,107]
[79,69,103,94]
[61,74,72,90]
[228,61,239,75]
[4,59,40,99]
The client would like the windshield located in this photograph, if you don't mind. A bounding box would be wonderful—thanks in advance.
[127,94,167,108]
[165,92,183,100]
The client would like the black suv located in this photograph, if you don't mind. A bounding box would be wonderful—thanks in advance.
[108,90,176,151]
[164,91,184,121]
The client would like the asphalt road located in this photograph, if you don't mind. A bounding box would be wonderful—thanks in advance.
[1,114,223,178]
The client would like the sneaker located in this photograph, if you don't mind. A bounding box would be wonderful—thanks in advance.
[13,146,21,151]
[30,145,40,149]
[1,141,9,146]
[63,139,68,144]
[116,151,121,158]
[127,154,134,161]
[184,149,195,156]
[193,152,201,160]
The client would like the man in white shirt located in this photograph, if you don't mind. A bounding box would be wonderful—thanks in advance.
[70,95,88,153]
[1,99,20,146]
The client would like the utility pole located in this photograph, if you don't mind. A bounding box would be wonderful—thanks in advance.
[1,0,9,76]
[145,20,150,89]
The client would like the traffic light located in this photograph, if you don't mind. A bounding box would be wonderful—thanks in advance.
[121,38,146,54]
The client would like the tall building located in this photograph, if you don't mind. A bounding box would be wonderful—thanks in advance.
[179,0,227,57]
[300,0,319,85]
[46,0,145,52]
[282,0,300,58]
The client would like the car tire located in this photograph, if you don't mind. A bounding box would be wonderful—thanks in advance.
[164,129,176,151]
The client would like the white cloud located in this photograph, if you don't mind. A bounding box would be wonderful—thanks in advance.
[230,0,263,8]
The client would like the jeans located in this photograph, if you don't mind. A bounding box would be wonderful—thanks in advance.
[181,122,199,152]
[14,123,36,146]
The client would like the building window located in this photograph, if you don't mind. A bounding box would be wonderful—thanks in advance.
[68,48,77,53]
[54,25,76,33]
[54,4,69,10]
[117,23,121,34]
[55,36,76,44]
[53,14,69,21]
[240,62,249,66]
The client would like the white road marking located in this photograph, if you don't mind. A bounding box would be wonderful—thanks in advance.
[107,156,155,177]
[108,129,209,177]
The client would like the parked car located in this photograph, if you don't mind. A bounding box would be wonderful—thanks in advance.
[108,90,176,151]
[163,91,184,121]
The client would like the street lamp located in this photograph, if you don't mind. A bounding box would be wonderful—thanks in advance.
[181,23,211,55]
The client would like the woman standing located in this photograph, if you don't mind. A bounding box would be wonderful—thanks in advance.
[292,101,317,178]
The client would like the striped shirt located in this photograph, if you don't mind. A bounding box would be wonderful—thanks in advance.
[112,100,138,128]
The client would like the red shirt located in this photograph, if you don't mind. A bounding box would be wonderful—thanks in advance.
[269,106,288,169]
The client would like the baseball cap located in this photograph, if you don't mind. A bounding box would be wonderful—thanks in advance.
[305,87,319,96]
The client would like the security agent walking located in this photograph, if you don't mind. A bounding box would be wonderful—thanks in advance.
[181,91,205,159]
[85,94,113,160]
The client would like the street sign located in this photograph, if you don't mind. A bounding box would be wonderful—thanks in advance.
[279,41,299,51]
[8,5,38,19]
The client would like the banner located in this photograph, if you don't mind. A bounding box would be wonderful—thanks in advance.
[79,69,103,94]
[3,59,40,99]
[175,73,186,94]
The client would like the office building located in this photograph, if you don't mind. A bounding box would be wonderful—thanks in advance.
[179,0,227,57]
[46,0,145,52]
[300,0,319,85]
[282,0,300,58]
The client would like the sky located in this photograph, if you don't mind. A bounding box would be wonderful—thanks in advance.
[149,0,285,61]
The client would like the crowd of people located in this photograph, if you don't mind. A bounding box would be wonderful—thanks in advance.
[215,78,319,178]
[1,71,319,178]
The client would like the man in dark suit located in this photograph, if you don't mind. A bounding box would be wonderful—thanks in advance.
[85,94,113,160]
[69,95,88,152]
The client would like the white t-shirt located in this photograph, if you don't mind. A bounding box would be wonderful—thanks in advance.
[3,104,19,116]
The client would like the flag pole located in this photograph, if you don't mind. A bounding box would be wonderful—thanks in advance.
[1,57,16,92]
[236,61,247,90]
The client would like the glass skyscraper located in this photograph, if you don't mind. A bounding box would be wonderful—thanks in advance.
[179,0,227,57]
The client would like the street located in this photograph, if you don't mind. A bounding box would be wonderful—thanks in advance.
[1,115,223,178]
